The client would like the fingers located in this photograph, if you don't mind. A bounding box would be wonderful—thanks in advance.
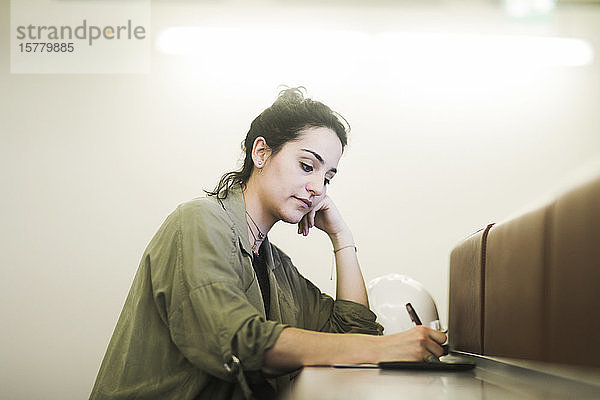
[298,211,317,236]
[412,326,446,360]
[425,328,447,359]
[430,328,448,345]
[298,215,307,235]
[423,338,444,359]
[383,326,448,362]
[307,209,315,229]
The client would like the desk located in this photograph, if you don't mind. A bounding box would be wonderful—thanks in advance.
[284,353,600,399]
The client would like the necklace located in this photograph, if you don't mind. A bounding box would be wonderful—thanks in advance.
[245,211,265,254]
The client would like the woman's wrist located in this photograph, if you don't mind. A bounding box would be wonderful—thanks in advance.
[357,334,385,364]
[372,334,389,363]
[333,244,356,253]
[328,228,354,250]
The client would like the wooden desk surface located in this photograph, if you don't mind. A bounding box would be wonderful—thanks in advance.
[283,354,600,400]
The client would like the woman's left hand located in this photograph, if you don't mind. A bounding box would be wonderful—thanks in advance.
[298,195,348,238]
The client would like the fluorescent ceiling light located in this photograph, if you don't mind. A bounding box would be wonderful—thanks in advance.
[376,32,594,68]
[156,27,594,68]
[503,0,556,18]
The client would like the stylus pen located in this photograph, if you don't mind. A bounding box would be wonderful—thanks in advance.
[405,303,422,325]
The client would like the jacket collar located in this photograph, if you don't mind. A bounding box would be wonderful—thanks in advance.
[219,184,276,271]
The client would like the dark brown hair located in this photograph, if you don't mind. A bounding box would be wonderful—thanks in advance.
[206,87,350,199]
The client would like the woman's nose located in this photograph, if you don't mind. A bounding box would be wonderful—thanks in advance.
[306,174,325,197]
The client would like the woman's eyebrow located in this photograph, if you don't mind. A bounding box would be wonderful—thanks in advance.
[300,148,337,173]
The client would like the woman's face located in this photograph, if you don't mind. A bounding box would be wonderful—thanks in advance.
[258,126,343,225]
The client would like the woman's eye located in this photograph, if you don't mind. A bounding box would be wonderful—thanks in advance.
[300,162,313,172]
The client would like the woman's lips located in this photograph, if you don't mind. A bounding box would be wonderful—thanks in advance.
[295,197,312,208]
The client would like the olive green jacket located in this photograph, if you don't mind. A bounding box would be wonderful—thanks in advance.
[89,186,383,400]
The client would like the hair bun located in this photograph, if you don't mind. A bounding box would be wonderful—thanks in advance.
[275,86,307,104]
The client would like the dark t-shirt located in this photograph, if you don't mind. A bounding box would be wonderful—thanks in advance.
[252,243,271,317]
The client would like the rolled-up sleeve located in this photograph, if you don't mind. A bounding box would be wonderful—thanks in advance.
[273,249,384,336]
[169,283,289,380]
[322,299,384,335]
[151,202,289,381]
[303,279,384,335]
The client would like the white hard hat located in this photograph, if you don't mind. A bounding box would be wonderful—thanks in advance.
[367,274,440,335]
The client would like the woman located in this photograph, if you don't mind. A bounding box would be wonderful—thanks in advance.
[90,88,447,400]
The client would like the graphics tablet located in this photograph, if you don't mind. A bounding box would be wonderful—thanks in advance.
[378,361,475,371]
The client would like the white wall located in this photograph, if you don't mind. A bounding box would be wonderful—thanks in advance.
[1,1,600,399]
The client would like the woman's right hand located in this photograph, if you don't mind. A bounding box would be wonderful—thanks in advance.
[378,326,447,362]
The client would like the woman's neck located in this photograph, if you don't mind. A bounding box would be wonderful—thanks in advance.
[242,179,275,239]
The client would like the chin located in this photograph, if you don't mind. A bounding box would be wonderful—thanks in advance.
[279,209,307,225]
[281,215,303,225]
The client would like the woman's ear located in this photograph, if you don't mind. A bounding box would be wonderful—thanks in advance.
[251,137,271,168]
